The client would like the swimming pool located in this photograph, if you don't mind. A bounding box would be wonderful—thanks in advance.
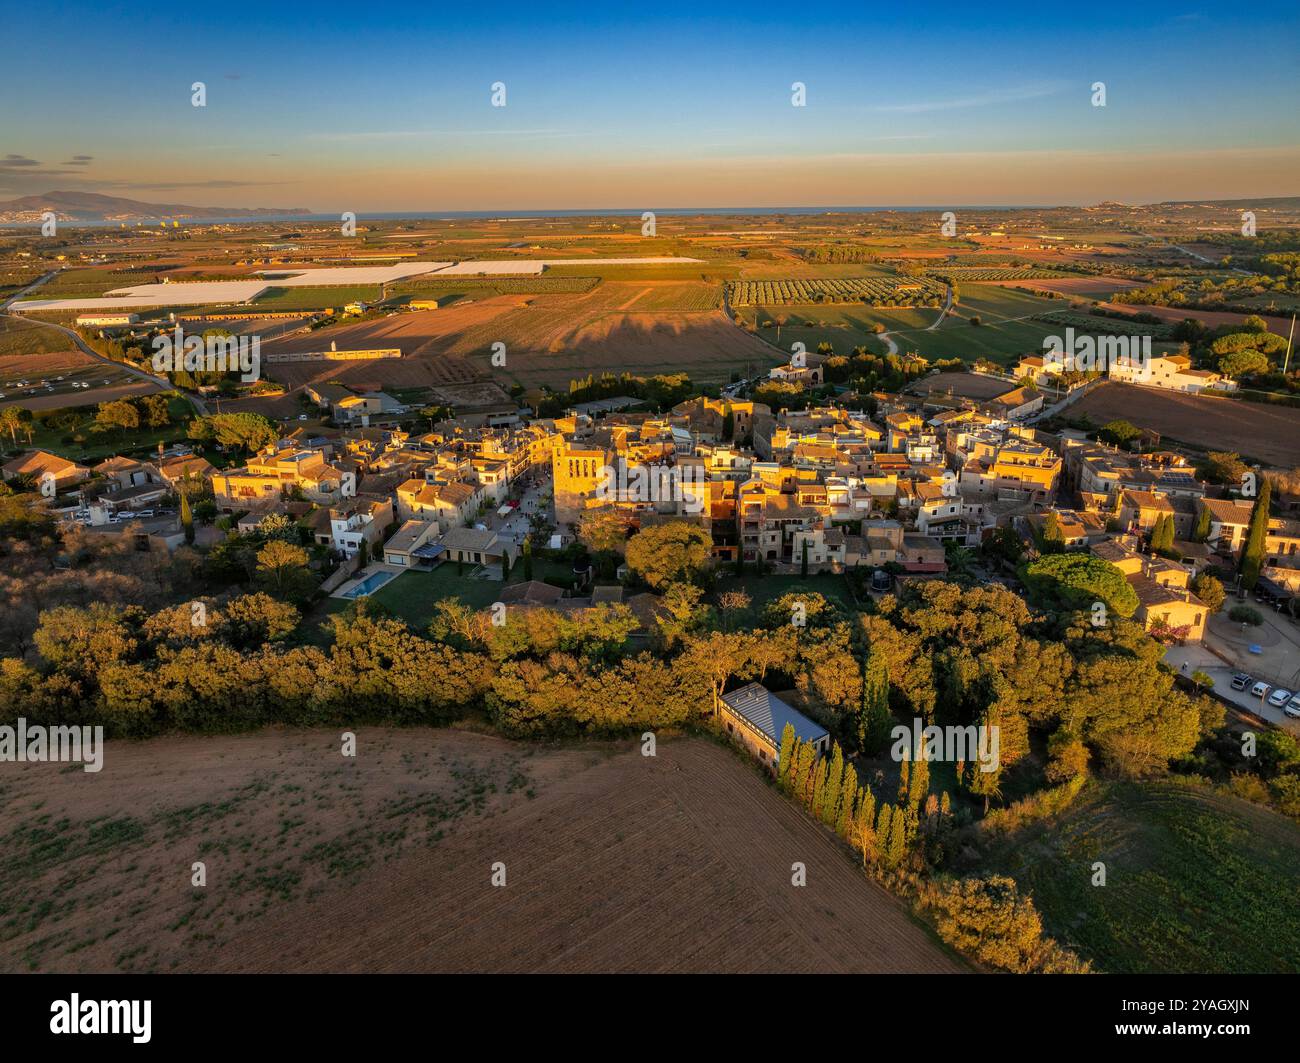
[339,570,397,599]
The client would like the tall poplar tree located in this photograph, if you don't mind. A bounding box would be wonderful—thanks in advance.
[777,724,797,790]
[1240,480,1272,590]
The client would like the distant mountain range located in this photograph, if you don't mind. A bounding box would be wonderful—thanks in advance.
[0,190,310,220]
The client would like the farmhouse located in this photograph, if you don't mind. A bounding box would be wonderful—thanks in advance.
[718,683,829,771]
[1015,354,1065,386]
[1,450,91,491]
[980,386,1044,422]
[1110,353,1231,394]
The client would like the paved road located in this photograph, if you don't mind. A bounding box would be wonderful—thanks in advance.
[1165,609,1300,732]
[1170,245,1252,276]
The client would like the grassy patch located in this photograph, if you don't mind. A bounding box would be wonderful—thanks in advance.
[712,572,857,612]
[252,285,382,310]
[976,780,1300,973]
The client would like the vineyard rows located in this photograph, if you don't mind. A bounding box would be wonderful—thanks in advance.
[727,276,945,307]
[924,267,1068,281]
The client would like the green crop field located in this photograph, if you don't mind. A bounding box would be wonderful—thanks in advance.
[978,781,1300,974]
[31,269,160,298]
[1033,310,1174,338]
[541,262,734,282]
[733,305,897,358]
[948,284,1061,319]
[0,317,77,358]
[892,318,1060,364]
[251,285,383,310]
[390,275,600,297]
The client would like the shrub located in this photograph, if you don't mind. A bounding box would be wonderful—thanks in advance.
[1228,605,1263,626]
[924,875,1091,973]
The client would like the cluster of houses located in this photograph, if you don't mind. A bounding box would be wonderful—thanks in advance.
[5,375,1299,647]
[1015,349,1233,394]
[549,390,1299,642]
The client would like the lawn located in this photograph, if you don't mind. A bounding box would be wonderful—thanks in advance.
[325,556,584,630]
[712,572,858,613]
[977,780,1300,973]
[18,394,197,462]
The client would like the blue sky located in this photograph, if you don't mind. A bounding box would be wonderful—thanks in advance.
[3,1,1298,209]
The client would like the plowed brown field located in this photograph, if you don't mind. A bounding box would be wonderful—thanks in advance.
[0,729,960,974]
[259,282,777,392]
[1069,381,1300,466]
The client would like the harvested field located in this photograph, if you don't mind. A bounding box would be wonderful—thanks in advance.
[264,283,775,390]
[907,371,1012,400]
[0,348,161,410]
[0,729,961,974]
[1068,381,1300,466]
[0,316,80,359]
[1097,301,1295,334]
[988,276,1144,299]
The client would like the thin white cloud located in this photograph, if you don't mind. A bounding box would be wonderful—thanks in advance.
[869,83,1066,114]
[305,128,585,142]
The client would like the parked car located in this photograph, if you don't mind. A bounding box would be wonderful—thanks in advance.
[1250,681,1270,698]
[1230,673,1252,690]
[1267,688,1294,708]
[1285,697,1300,720]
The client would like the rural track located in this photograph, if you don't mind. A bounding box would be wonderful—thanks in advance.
[877,284,952,356]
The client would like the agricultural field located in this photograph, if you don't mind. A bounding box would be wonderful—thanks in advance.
[987,276,1146,300]
[0,347,166,417]
[259,280,756,393]
[25,268,163,299]
[925,267,1068,281]
[1032,310,1173,338]
[252,285,383,311]
[1097,300,1296,335]
[728,276,946,308]
[0,730,961,974]
[907,371,1015,401]
[734,304,929,359]
[0,315,78,359]
[390,275,600,298]
[974,781,1300,974]
[947,284,1062,320]
[893,317,1060,366]
[10,392,194,460]
[1068,381,1300,467]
